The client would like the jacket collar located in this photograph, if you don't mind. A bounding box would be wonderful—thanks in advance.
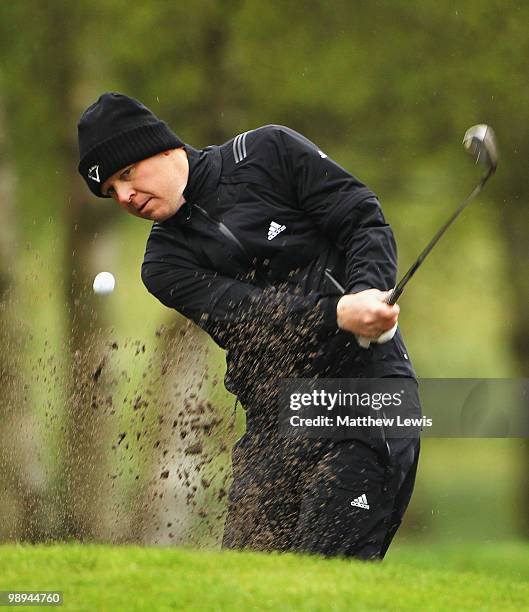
[182,144,222,205]
[155,144,222,226]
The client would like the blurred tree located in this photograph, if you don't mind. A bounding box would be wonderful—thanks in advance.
[0,0,121,540]
[0,96,49,542]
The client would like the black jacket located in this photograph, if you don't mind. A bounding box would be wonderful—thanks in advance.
[142,125,415,405]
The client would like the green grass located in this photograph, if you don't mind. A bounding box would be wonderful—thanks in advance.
[0,542,528,611]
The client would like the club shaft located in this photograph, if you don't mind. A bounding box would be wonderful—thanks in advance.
[386,167,494,306]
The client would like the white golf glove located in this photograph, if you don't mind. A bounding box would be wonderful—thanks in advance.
[356,322,398,349]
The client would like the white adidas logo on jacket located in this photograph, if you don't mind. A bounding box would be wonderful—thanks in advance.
[350,494,370,510]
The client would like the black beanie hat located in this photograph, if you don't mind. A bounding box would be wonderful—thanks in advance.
[77,92,184,197]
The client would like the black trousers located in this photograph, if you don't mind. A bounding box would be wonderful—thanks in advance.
[222,431,420,560]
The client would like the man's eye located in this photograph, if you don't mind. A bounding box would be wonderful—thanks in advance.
[122,166,133,178]
[107,187,115,197]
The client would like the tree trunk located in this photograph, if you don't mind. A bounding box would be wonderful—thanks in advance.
[0,97,49,542]
[497,168,529,538]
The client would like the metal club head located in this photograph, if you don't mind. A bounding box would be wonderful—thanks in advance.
[463,124,498,173]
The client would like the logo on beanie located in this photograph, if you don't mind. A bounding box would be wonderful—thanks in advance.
[88,164,100,183]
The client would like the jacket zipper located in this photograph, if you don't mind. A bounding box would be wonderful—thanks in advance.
[193,204,272,288]
[324,269,345,295]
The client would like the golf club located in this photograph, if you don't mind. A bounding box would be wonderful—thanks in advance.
[388,124,498,305]
[357,124,498,348]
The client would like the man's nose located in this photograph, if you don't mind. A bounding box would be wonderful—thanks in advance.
[115,183,135,205]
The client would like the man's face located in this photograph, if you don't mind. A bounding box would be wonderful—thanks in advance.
[101,148,188,222]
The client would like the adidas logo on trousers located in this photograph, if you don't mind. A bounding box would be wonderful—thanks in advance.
[268,221,286,240]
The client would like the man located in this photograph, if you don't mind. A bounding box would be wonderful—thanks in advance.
[78,92,420,559]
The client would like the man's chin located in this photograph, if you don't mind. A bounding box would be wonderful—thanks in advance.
[147,206,176,222]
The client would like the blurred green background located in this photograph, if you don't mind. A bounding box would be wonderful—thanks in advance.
[0,0,528,548]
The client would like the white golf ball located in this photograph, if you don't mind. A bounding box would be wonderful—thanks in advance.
[93,271,116,295]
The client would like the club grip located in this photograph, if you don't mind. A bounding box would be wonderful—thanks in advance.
[386,286,401,306]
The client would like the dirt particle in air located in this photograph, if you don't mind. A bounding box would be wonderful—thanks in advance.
[184,442,203,455]
[93,359,105,381]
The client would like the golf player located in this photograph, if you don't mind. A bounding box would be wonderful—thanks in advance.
[77,92,420,560]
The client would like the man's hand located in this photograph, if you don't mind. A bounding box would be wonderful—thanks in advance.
[336,289,399,338]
